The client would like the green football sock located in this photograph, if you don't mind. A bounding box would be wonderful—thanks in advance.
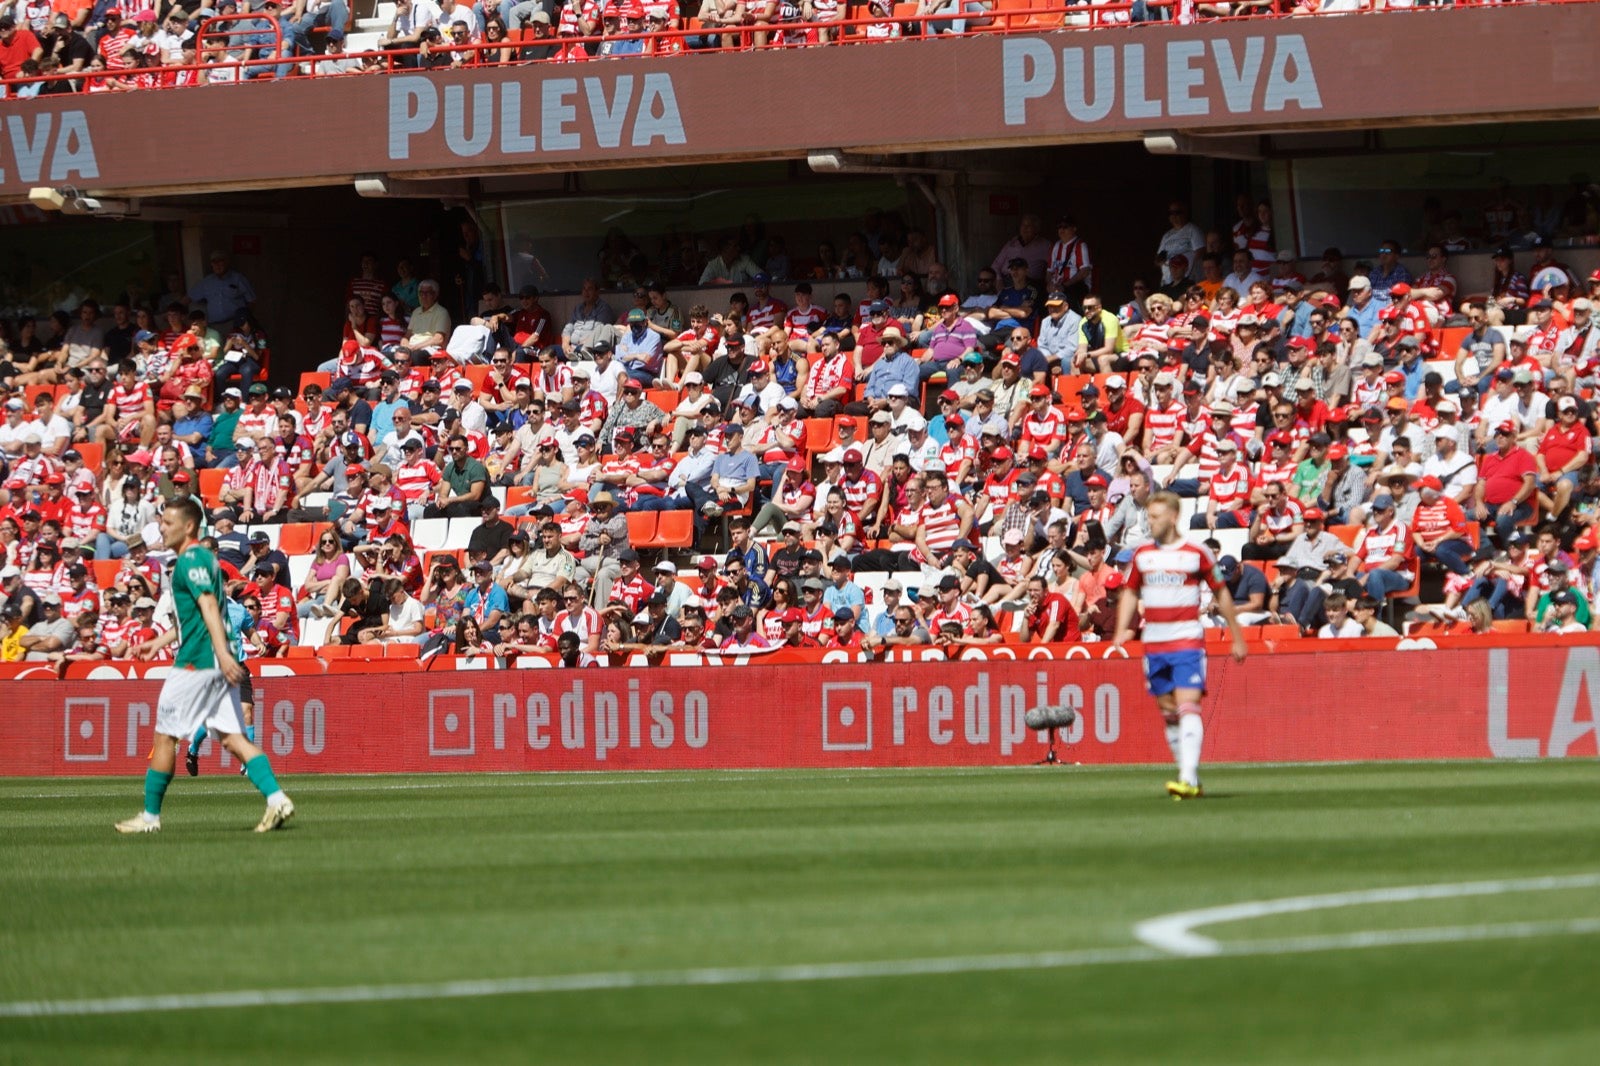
[191,726,207,751]
[144,768,173,817]
[242,755,281,801]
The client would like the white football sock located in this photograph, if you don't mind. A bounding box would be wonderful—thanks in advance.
[1164,722,1181,766]
[1178,712,1204,788]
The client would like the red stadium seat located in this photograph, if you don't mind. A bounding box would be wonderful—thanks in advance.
[626,510,659,547]
[655,510,695,548]
[277,523,318,556]
[73,441,104,473]
[199,468,227,507]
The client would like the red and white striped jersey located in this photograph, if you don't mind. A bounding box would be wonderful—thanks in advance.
[392,458,441,503]
[1018,408,1067,452]
[109,381,151,414]
[1411,498,1467,541]
[1144,400,1185,451]
[783,304,826,333]
[1245,226,1274,276]
[918,495,967,554]
[1048,237,1093,291]
[1255,498,1303,536]
[746,297,787,331]
[1126,540,1223,654]
[1257,459,1296,487]
[838,469,881,514]
[533,365,574,399]
[1352,375,1386,408]
[1229,403,1259,440]
[1207,462,1252,511]
[1208,307,1241,342]
[1355,520,1414,578]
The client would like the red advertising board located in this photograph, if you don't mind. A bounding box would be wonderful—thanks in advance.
[5,646,1596,776]
[0,6,1594,201]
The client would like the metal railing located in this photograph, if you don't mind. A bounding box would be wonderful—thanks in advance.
[0,1,1565,97]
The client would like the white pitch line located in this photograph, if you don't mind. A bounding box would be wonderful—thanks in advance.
[0,767,1017,802]
[1133,872,1600,957]
[3,915,1598,1020]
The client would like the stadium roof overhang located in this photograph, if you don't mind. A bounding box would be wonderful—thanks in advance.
[3,5,1595,208]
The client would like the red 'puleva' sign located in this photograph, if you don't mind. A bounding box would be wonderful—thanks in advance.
[0,6,1593,201]
[5,646,1596,776]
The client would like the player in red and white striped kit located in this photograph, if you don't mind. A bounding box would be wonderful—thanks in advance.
[1114,492,1248,800]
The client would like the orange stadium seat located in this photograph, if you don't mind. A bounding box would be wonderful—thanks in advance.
[73,441,104,472]
[277,523,318,556]
[199,468,227,507]
[654,510,696,548]
[626,510,659,546]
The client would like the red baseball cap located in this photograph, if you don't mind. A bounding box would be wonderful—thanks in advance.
[1104,572,1125,590]
[938,293,960,308]
[1379,307,1401,322]
[1320,294,1342,310]
[171,471,191,485]
[1029,383,1052,399]
[1302,507,1325,521]
[1326,444,1348,460]
[1064,408,1086,424]
[837,416,857,428]
[1000,352,1021,367]
[991,446,1014,462]
[1383,371,1405,385]
[748,360,769,375]
[1389,282,1411,297]
[842,447,864,464]
[1085,474,1108,488]
[1417,475,1444,492]
[1288,337,1317,354]
[1267,430,1292,446]
[939,389,960,402]
[1588,268,1600,283]
[781,607,804,624]
[1495,420,1518,434]
[1028,445,1049,462]
[340,339,360,356]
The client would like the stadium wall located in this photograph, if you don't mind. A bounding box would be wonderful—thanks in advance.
[7,645,1597,775]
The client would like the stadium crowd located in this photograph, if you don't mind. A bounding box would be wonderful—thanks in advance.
[3,177,1600,666]
[0,0,1477,93]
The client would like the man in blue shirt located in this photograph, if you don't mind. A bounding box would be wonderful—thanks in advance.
[690,424,758,537]
[616,308,664,383]
[863,334,921,404]
[822,556,866,623]
[1366,240,1414,306]
[188,252,256,327]
[460,560,510,643]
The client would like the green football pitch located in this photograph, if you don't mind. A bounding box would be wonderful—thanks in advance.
[4,762,1600,1064]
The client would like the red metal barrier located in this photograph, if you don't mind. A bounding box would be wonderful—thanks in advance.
[6,644,1596,776]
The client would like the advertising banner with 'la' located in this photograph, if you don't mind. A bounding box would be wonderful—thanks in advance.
[3,647,1597,776]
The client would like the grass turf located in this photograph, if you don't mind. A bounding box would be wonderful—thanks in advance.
[2,761,1599,1064]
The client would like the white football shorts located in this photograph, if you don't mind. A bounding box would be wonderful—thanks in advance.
[154,667,245,741]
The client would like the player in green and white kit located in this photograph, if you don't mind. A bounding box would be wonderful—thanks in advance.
[114,499,295,834]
